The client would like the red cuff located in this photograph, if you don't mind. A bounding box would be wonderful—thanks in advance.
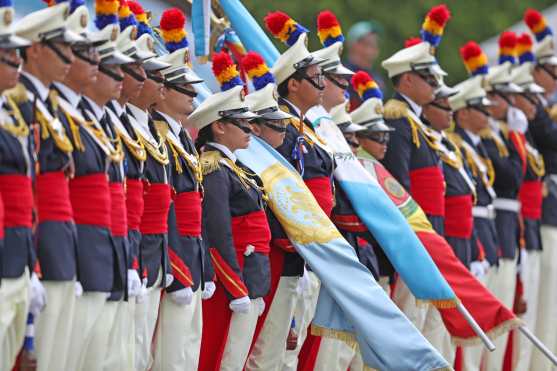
[272,238,296,253]
[168,247,193,287]
[209,247,248,298]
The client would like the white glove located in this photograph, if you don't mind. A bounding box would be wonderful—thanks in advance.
[201,282,216,300]
[127,269,142,298]
[296,267,311,297]
[507,106,529,133]
[136,278,148,304]
[29,273,46,316]
[229,296,251,314]
[165,273,174,288]
[470,261,486,278]
[169,287,194,306]
[74,281,83,297]
[254,297,266,316]
[518,249,529,277]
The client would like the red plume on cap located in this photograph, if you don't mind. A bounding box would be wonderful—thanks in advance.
[405,37,422,48]
[264,11,308,47]
[517,33,535,64]
[498,31,517,64]
[212,51,243,92]
[524,8,553,42]
[460,41,489,76]
[317,10,344,47]
[420,4,451,47]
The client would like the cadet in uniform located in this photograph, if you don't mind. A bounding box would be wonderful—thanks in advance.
[193,51,270,371]
[523,10,557,370]
[240,51,300,371]
[150,7,206,370]
[0,2,37,369]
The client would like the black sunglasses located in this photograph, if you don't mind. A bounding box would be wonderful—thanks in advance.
[413,71,440,88]
[541,64,557,80]
[429,101,452,112]
[359,132,390,144]
[325,73,349,90]
[165,82,198,98]
[146,72,165,83]
[227,119,252,134]
[99,64,124,82]
[121,64,146,82]
[300,72,325,91]
[470,105,490,117]
[262,120,288,133]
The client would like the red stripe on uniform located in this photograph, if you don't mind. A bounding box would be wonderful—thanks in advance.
[168,246,193,287]
[209,247,249,298]
[332,213,367,232]
[272,238,296,253]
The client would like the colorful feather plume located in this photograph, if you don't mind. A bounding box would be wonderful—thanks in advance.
[517,33,535,64]
[241,51,275,91]
[420,4,451,48]
[160,7,188,53]
[264,11,309,47]
[317,10,344,47]
[95,0,119,30]
[351,71,382,101]
[118,0,137,31]
[498,31,517,65]
[524,8,553,42]
[212,51,243,91]
[460,41,489,76]
[127,1,153,37]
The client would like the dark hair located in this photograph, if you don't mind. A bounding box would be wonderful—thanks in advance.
[390,74,402,88]
[277,68,306,98]
[195,124,215,153]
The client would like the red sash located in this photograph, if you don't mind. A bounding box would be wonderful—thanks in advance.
[304,176,334,217]
[174,191,202,237]
[0,192,3,239]
[409,166,445,217]
[69,173,110,228]
[140,182,171,234]
[0,174,33,228]
[332,214,367,233]
[231,210,271,267]
[109,182,128,237]
[444,194,473,238]
[519,180,543,220]
[125,179,144,231]
[36,171,73,222]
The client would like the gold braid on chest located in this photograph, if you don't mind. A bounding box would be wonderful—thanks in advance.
[36,108,73,153]
[117,126,146,161]
[0,97,29,138]
[83,120,125,162]
[167,138,203,184]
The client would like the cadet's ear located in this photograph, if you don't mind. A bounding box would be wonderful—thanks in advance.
[211,120,227,136]
[25,43,42,62]
[250,122,262,137]
[288,77,300,95]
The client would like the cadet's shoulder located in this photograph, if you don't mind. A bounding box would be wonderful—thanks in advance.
[3,83,31,106]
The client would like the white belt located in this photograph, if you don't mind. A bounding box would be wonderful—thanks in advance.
[473,205,496,219]
[492,198,521,213]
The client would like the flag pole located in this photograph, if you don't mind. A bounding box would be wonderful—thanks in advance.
[456,302,496,351]
[519,325,557,366]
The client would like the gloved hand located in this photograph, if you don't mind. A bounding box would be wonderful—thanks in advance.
[507,106,529,133]
[169,287,194,305]
[29,273,46,316]
[229,296,251,314]
[470,261,486,278]
[74,281,83,297]
[254,297,266,316]
[201,281,216,300]
[136,278,148,304]
[127,269,142,297]
[165,273,174,288]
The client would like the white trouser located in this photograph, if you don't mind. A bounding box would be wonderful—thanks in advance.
[81,299,119,371]
[531,226,557,371]
[103,299,134,371]
[461,270,490,371]
[484,259,517,371]
[135,273,162,371]
[422,306,455,365]
[314,337,365,371]
[64,292,108,371]
[0,271,30,371]
[35,280,76,371]
[246,276,299,371]
[220,298,262,371]
[514,250,542,371]
[282,271,320,371]
[392,279,428,331]
[152,289,203,371]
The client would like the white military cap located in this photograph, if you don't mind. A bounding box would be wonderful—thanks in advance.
[0,0,30,49]
[434,83,459,100]
[330,101,364,133]
[313,42,353,76]
[382,41,447,78]
[188,85,258,130]
[510,62,545,94]
[271,33,324,85]
[484,62,523,93]
[245,84,293,120]
[449,76,493,111]
[350,98,392,132]
[115,26,168,70]
[534,36,557,66]
[156,48,202,84]
[14,2,83,44]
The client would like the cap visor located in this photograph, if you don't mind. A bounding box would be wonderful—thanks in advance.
[435,86,458,99]
[227,110,259,120]
[62,29,85,44]
[430,64,448,77]
[496,83,523,94]
[0,34,31,49]
[330,64,355,76]
[260,109,293,120]
[362,120,393,132]
[102,50,134,65]
[525,82,545,94]
[342,122,365,133]
[142,57,171,71]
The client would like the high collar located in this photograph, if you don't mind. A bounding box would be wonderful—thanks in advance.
[280,97,302,118]
[156,111,182,137]
[109,100,125,117]
[464,128,481,146]
[398,92,422,117]
[207,142,237,162]
[53,82,81,109]
[82,95,105,121]
[127,103,150,132]
[21,71,49,102]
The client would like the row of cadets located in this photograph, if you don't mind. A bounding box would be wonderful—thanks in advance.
[0,1,38,369]
[190,50,271,371]
[239,51,299,371]
[262,11,333,371]
[506,30,547,371]
[10,1,86,369]
[522,8,557,371]
[148,7,207,370]
[378,10,451,356]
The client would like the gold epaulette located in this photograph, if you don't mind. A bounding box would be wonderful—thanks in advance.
[547,103,557,122]
[153,120,169,137]
[3,83,29,105]
[498,122,510,140]
[383,99,408,120]
[446,131,462,147]
[200,150,223,176]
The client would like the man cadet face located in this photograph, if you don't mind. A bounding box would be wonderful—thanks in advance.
[533,63,557,96]
[423,97,452,131]
[0,49,22,91]
[121,62,146,102]
[65,45,99,88]
[487,92,513,120]
[164,82,196,116]
[289,64,324,109]
[323,72,349,109]
[27,41,74,84]
[397,70,437,106]
[251,118,288,149]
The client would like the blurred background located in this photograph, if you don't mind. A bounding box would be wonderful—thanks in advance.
[20,0,557,94]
